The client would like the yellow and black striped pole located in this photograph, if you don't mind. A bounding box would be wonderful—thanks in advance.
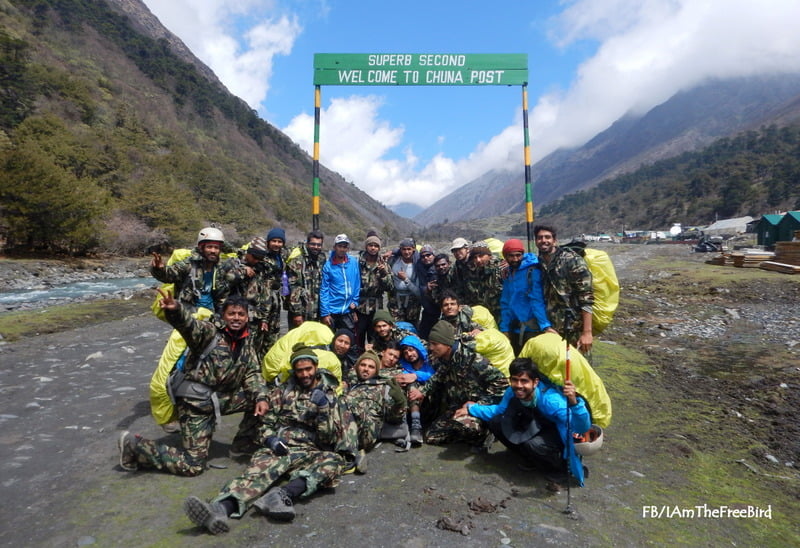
[522,84,534,252]
[312,85,322,230]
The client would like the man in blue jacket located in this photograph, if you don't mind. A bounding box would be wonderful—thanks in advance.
[499,239,553,355]
[320,234,361,335]
[454,357,590,485]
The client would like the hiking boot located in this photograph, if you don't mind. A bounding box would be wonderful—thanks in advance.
[393,438,411,452]
[228,437,258,459]
[252,487,295,521]
[183,496,229,535]
[409,418,423,447]
[228,447,254,460]
[117,431,137,471]
[355,449,368,474]
[161,421,180,434]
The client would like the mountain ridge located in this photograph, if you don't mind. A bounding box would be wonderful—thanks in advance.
[0,0,416,254]
[414,74,800,226]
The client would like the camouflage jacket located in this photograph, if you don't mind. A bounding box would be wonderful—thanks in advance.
[357,251,393,314]
[460,258,503,320]
[442,305,484,342]
[165,303,267,400]
[449,259,470,302]
[421,342,508,412]
[429,266,456,304]
[259,369,356,456]
[262,249,288,295]
[343,374,407,448]
[538,246,594,337]
[221,257,278,324]
[151,250,229,312]
[286,244,326,319]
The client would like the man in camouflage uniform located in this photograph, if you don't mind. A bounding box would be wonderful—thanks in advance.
[223,237,279,360]
[409,321,508,446]
[343,350,407,451]
[181,344,358,534]
[368,309,418,355]
[261,227,289,348]
[460,241,503,321]
[438,289,484,346]
[355,234,393,347]
[416,244,439,340]
[150,226,230,314]
[448,237,471,303]
[118,292,269,477]
[286,230,326,327]
[427,253,454,304]
[534,225,594,352]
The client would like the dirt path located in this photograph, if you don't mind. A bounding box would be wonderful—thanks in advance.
[0,244,798,547]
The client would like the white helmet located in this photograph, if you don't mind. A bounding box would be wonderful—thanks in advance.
[574,425,604,457]
[197,227,225,245]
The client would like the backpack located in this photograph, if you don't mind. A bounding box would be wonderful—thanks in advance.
[562,241,620,334]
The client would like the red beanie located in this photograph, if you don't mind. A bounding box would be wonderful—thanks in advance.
[503,239,525,255]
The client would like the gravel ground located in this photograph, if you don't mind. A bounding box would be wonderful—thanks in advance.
[0,245,798,547]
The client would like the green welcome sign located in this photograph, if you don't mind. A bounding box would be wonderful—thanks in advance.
[311,52,534,249]
[314,53,528,86]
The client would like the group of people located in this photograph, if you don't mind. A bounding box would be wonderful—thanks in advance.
[116,223,599,535]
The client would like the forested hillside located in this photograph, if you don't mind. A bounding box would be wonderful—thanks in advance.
[538,125,800,234]
[0,0,414,255]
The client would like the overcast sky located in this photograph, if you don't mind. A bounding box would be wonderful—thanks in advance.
[142,0,800,209]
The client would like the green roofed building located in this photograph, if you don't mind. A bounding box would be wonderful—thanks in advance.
[777,211,800,242]
[756,214,784,246]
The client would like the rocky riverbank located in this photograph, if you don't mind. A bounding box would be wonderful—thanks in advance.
[0,256,153,312]
[0,256,149,289]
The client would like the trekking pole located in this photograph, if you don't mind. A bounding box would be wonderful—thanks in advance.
[562,307,577,517]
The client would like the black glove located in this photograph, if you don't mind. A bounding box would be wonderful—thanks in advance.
[310,387,329,408]
[265,436,289,456]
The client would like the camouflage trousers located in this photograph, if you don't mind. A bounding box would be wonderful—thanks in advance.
[424,409,488,446]
[250,321,279,363]
[213,444,345,517]
[349,404,405,451]
[388,294,421,327]
[131,390,260,476]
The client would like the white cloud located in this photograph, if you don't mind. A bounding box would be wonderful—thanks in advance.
[142,0,300,111]
[283,97,523,208]
[528,0,800,163]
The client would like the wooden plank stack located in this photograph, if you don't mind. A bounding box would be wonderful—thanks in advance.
[731,250,774,268]
[705,253,729,266]
[775,241,800,265]
[759,261,800,274]
[760,241,800,274]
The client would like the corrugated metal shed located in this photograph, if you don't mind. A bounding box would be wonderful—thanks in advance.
[703,216,753,235]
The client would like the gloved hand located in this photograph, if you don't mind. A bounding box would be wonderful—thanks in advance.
[387,378,406,405]
[310,387,329,408]
[265,436,289,456]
